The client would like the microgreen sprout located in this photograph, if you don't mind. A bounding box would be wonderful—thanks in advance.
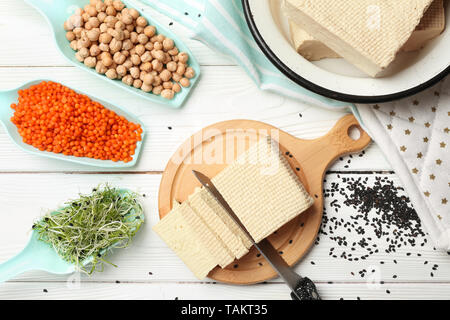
[33,185,144,274]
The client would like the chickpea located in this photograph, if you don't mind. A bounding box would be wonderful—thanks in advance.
[154,41,163,51]
[172,72,182,82]
[75,51,85,62]
[113,52,126,65]
[153,50,165,62]
[96,1,106,12]
[160,69,172,82]
[152,85,163,95]
[105,6,116,16]
[161,89,175,100]
[172,83,181,93]
[64,20,74,31]
[88,17,100,28]
[90,44,101,56]
[168,47,179,57]
[165,61,176,73]
[126,24,135,32]
[66,31,75,41]
[130,67,140,79]
[144,42,154,51]
[99,42,110,52]
[163,38,174,51]
[82,12,91,23]
[163,53,171,64]
[87,29,100,41]
[109,38,122,53]
[122,50,130,57]
[98,12,107,23]
[130,32,139,44]
[144,26,156,37]
[140,51,152,63]
[71,15,84,28]
[105,15,118,28]
[86,6,97,17]
[100,23,108,33]
[101,53,113,67]
[95,61,107,74]
[70,40,78,50]
[136,26,144,34]
[122,39,133,51]
[136,16,148,27]
[131,54,141,65]
[153,75,162,86]
[106,69,118,79]
[155,34,165,43]
[137,34,149,45]
[135,44,145,56]
[84,22,93,31]
[163,81,173,89]
[115,20,125,30]
[180,77,190,87]
[151,59,163,72]
[128,8,139,19]
[184,67,195,79]
[122,75,133,86]
[84,56,97,68]
[150,35,158,43]
[140,62,152,72]
[139,71,148,81]
[123,59,133,70]
[141,83,153,93]
[116,65,127,76]
[104,0,113,5]
[121,13,133,25]
[113,0,125,11]
[143,73,154,85]
[176,63,186,75]
[133,79,143,89]
[79,36,91,48]
[178,52,189,63]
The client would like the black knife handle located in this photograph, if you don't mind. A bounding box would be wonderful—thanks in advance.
[290,277,321,300]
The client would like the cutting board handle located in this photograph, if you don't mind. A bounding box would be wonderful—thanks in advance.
[286,114,371,184]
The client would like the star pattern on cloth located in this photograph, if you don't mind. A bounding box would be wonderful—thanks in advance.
[368,79,449,242]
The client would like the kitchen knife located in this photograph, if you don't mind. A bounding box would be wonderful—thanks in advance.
[192,170,320,300]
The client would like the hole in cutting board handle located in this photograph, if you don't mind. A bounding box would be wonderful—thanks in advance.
[348,125,362,141]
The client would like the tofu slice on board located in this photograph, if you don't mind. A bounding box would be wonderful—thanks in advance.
[153,203,219,279]
[212,137,314,244]
[189,188,249,260]
[283,0,435,76]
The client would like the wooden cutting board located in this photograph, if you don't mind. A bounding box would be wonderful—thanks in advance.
[158,115,371,284]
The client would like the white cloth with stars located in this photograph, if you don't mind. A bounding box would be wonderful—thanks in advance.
[357,78,450,251]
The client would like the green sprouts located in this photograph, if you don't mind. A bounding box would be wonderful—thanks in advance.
[33,185,144,274]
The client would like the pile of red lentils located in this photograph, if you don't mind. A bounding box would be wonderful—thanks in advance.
[10,81,142,163]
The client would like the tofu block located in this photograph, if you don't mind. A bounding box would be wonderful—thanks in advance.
[289,20,339,61]
[289,0,445,60]
[189,188,249,260]
[153,202,234,279]
[403,0,446,51]
[212,137,314,243]
[283,0,434,76]
[153,203,218,279]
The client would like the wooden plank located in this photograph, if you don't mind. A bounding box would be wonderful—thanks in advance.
[0,67,390,172]
[0,0,233,67]
[0,173,447,283]
[0,281,448,300]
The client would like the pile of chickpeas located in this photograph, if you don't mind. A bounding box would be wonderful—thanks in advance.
[64,0,195,100]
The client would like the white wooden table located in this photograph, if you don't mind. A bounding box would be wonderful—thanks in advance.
[0,0,448,300]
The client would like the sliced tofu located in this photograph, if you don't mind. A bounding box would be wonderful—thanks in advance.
[212,136,314,243]
[189,188,249,260]
[153,203,218,279]
[289,0,445,60]
[283,0,434,77]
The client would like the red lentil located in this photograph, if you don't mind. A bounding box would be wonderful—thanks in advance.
[10,81,142,163]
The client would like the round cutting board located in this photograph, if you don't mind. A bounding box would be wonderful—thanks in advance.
[158,115,371,284]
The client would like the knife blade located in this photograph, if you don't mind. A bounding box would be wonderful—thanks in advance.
[192,170,320,300]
